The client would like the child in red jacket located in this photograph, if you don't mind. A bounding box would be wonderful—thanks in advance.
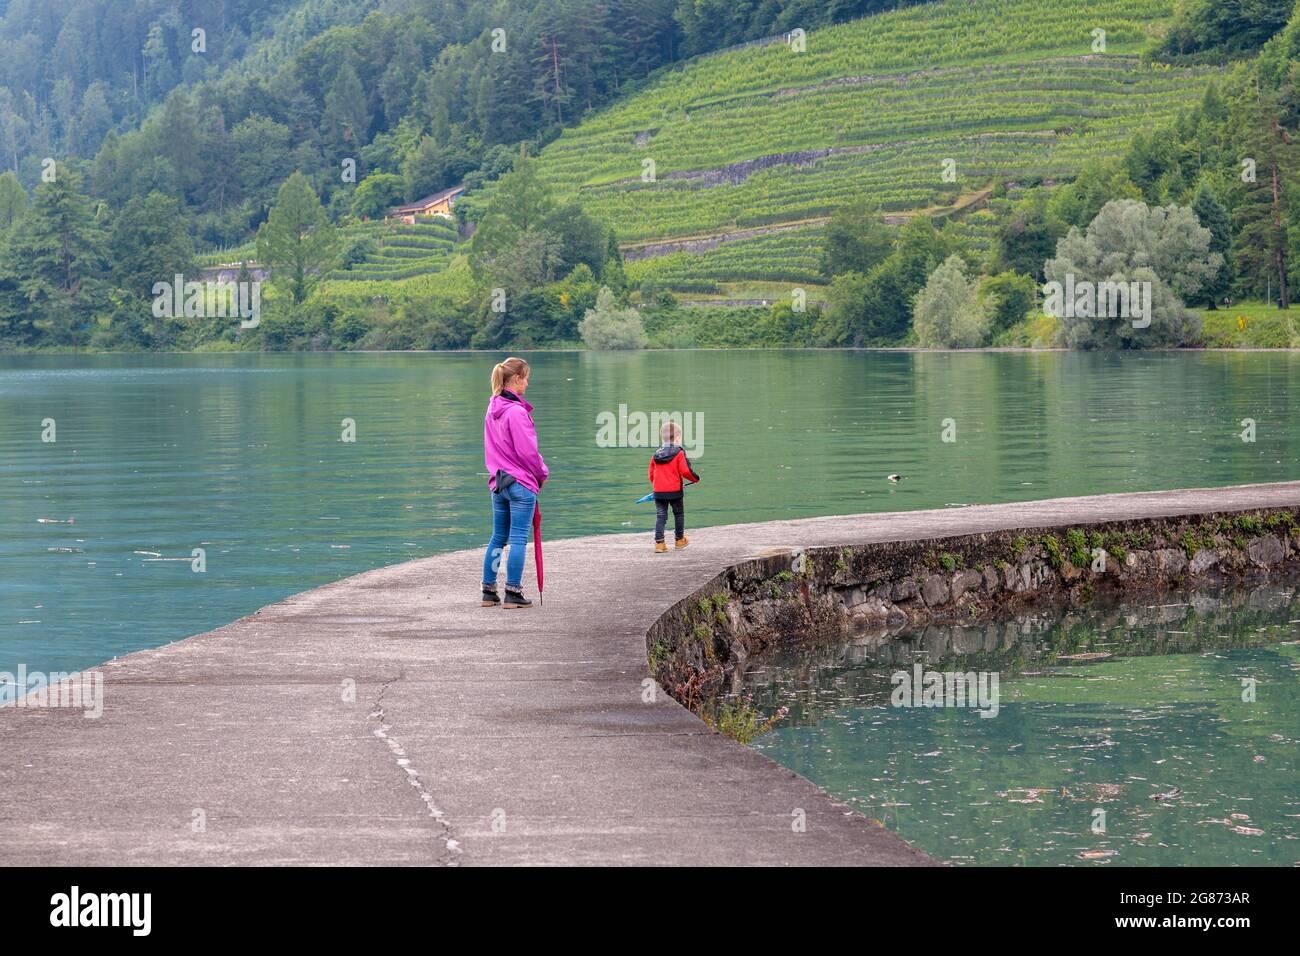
[648,421,700,553]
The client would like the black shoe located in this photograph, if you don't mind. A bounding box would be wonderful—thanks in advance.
[481,583,500,607]
[503,587,533,609]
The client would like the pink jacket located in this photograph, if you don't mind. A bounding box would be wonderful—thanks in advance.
[484,390,548,494]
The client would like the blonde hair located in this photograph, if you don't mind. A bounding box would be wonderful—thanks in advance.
[660,420,682,444]
[491,357,530,396]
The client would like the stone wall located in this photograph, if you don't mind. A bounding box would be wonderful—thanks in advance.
[646,506,1300,712]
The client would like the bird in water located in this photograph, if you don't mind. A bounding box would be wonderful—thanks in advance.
[887,474,903,483]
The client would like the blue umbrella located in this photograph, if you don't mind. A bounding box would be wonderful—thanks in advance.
[635,492,654,504]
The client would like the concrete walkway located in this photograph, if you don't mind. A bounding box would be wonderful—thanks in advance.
[3,481,1299,866]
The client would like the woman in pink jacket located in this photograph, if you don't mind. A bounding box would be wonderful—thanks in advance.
[481,357,548,608]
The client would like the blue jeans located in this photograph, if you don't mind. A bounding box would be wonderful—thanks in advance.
[482,482,536,588]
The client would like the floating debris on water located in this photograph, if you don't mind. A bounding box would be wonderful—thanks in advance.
[998,787,1056,804]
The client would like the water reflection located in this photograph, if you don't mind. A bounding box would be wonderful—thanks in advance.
[741,573,1300,865]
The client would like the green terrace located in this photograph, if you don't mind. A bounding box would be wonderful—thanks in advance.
[551,58,1213,243]
[330,217,459,282]
[195,217,460,284]
[626,226,827,292]
[515,0,1215,298]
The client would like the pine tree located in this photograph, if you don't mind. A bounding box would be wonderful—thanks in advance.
[255,172,340,304]
[1232,86,1294,308]
[324,61,369,148]
[0,170,26,233]
[1191,181,1233,307]
[0,165,107,345]
[109,191,195,298]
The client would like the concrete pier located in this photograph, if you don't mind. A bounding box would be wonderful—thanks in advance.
[3,481,1299,866]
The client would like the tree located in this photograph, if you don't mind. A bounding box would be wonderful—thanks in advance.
[1232,86,1294,308]
[1047,157,1142,229]
[1044,199,1220,348]
[758,300,817,346]
[0,171,26,233]
[256,172,341,304]
[1156,0,1294,58]
[602,232,627,292]
[994,193,1064,281]
[351,173,404,220]
[156,90,203,204]
[470,153,564,296]
[979,271,1037,333]
[231,115,294,220]
[820,199,892,278]
[0,90,30,174]
[544,200,610,278]
[814,270,873,347]
[1191,181,1234,307]
[1124,130,1184,203]
[913,255,988,348]
[0,165,107,345]
[402,136,446,201]
[76,81,113,156]
[580,286,646,349]
[109,192,195,300]
[324,61,370,147]
[813,217,960,346]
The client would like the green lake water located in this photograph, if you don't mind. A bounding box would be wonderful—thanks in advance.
[743,577,1300,866]
[1,349,1298,683]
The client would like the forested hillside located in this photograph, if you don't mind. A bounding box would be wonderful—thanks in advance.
[0,0,1298,351]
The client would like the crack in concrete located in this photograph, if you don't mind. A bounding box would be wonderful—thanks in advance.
[368,673,462,865]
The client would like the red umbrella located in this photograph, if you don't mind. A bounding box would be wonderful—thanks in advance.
[532,499,543,606]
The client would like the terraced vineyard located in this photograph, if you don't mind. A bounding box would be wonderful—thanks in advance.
[331,217,459,282]
[315,256,476,316]
[195,217,461,282]
[195,242,258,268]
[626,225,826,292]
[526,0,1217,297]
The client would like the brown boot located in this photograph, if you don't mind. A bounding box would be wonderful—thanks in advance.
[675,535,689,550]
[655,541,667,553]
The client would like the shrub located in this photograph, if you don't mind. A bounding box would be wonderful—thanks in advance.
[979,270,1037,333]
[1043,199,1220,348]
[913,254,989,348]
[580,286,647,349]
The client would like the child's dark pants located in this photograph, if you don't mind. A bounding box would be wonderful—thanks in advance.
[654,498,685,542]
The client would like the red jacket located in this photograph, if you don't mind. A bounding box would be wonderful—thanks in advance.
[648,444,700,500]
